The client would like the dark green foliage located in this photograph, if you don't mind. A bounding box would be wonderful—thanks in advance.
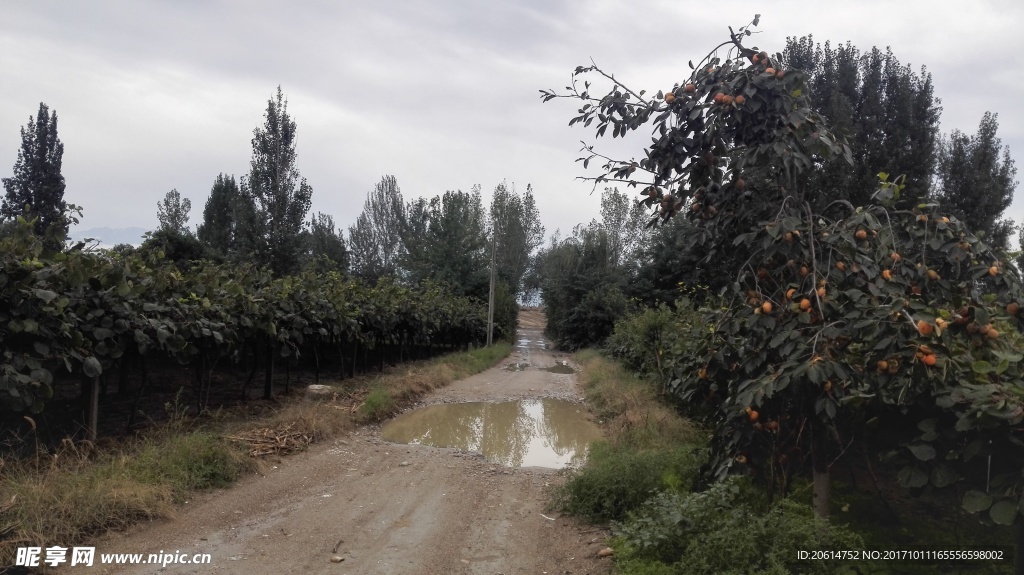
[613,478,864,575]
[605,301,703,380]
[782,37,941,209]
[1,102,68,250]
[598,186,652,272]
[491,281,518,341]
[109,243,136,256]
[0,219,18,240]
[346,177,543,327]
[155,189,192,235]
[552,441,705,522]
[130,433,247,494]
[0,211,487,413]
[347,175,404,282]
[305,212,349,273]
[197,173,240,255]
[544,22,1024,528]
[137,228,210,267]
[490,182,544,298]
[237,86,313,277]
[630,38,945,303]
[521,252,543,304]
[935,112,1018,249]
[541,226,629,350]
[402,188,490,297]
[486,182,542,340]
[540,188,647,349]
[629,216,730,305]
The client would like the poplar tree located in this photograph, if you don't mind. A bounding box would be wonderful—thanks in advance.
[156,188,191,235]
[197,173,240,254]
[782,37,941,208]
[489,182,545,297]
[1,102,68,248]
[934,112,1018,248]
[347,175,404,282]
[238,86,313,277]
[306,212,349,273]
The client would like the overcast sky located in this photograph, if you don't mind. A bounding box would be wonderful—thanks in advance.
[2,0,1022,246]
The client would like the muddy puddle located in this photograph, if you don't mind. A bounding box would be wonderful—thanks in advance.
[503,362,530,371]
[540,363,575,374]
[381,399,601,468]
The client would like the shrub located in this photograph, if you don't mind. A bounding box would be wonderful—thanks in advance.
[129,432,252,495]
[359,387,396,422]
[606,298,705,382]
[613,477,864,575]
[552,441,704,522]
[606,303,676,376]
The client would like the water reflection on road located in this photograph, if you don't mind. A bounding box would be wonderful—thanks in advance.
[381,399,601,469]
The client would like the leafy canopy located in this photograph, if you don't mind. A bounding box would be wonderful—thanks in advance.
[543,17,1024,524]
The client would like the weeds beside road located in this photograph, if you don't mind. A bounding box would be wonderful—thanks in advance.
[555,350,864,575]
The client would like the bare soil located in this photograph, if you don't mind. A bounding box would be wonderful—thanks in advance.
[85,309,613,575]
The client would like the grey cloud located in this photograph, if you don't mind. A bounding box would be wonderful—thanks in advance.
[0,1,1021,241]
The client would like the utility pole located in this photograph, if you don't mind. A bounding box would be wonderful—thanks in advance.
[487,229,496,346]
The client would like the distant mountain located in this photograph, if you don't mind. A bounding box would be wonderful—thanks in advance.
[69,227,149,247]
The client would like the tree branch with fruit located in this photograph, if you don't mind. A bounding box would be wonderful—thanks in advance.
[544,17,1024,528]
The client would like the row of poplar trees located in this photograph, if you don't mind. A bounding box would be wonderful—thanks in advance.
[1,87,546,333]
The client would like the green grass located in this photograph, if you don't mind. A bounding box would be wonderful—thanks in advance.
[563,349,867,575]
[552,440,704,522]
[446,342,512,377]
[359,387,397,422]
[128,432,253,495]
[358,342,512,421]
[574,348,701,450]
[551,350,706,522]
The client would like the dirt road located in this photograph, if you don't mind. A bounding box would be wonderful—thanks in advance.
[88,310,612,575]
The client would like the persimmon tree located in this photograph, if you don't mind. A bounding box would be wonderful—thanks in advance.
[542,16,1024,527]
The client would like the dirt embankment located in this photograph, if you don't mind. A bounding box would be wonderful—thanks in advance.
[86,308,612,575]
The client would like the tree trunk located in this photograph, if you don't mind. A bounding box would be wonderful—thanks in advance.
[352,342,358,378]
[313,344,320,384]
[342,342,348,379]
[811,423,830,518]
[86,376,99,442]
[263,342,274,400]
[243,343,258,400]
[126,364,149,433]
[118,354,131,395]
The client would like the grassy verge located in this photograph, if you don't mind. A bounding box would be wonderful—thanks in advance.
[553,349,705,521]
[573,349,700,451]
[0,342,511,565]
[357,342,512,421]
[557,350,863,575]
